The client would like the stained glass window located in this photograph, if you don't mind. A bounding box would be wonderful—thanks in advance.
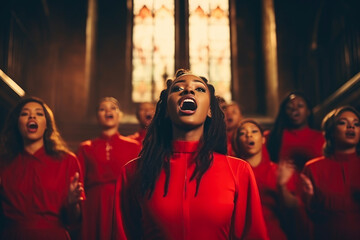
[189,0,232,101]
[132,0,175,102]
[132,0,231,102]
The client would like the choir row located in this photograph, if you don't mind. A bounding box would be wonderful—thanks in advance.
[0,68,359,240]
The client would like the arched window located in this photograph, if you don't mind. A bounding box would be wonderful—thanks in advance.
[132,0,231,102]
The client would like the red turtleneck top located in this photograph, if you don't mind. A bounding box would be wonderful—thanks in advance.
[303,152,360,240]
[114,141,269,240]
[77,132,141,240]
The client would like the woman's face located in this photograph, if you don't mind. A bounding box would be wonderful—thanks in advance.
[225,104,242,132]
[237,122,264,157]
[285,95,310,128]
[137,102,155,128]
[97,100,121,129]
[333,110,360,150]
[167,74,211,130]
[18,102,47,143]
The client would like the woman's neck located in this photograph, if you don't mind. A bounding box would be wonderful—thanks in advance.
[172,125,204,141]
[246,151,262,167]
[101,127,119,137]
[24,139,44,155]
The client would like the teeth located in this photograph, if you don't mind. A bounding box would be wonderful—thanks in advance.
[183,99,195,103]
[180,98,197,111]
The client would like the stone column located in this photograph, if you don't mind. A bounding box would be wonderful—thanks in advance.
[262,0,279,117]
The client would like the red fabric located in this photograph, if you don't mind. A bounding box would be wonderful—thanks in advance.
[114,140,269,240]
[77,132,141,240]
[0,147,81,240]
[226,133,235,157]
[251,148,287,240]
[127,128,147,145]
[265,127,324,239]
[303,152,360,240]
[279,127,324,170]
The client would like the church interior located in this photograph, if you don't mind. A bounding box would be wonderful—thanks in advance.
[1,0,360,151]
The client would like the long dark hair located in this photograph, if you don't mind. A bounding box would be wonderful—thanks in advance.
[267,91,314,162]
[0,97,70,164]
[322,106,360,157]
[136,69,227,198]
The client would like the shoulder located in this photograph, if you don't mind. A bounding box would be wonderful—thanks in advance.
[118,135,141,147]
[78,139,95,149]
[127,132,140,140]
[60,151,79,163]
[304,156,326,169]
[214,153,252,174]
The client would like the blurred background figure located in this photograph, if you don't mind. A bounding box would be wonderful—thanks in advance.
[266,91,325,239]
[232,119,287,240]
[224,101,243,156]
[127,102,155,146]
[216,95,227,112]
[76,97,140,240]
[302,106,360,240]
[0,97,84,240]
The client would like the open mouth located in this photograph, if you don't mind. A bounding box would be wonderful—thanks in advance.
[179,97,197,114]
[346,131,355,138]
[226,118,233,124]
[291,112,300,118]
[145,114,152,120]
[27,122,38,132]
[247,141,255,146]
[105,114,114,120]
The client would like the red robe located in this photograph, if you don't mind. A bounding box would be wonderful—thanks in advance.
[77,132,141,240]
[266,126,324,239]
[0,147,82,240]
[279,127,324,170]
[303,152,360,240]
[114,141,269,240]
[251,149,287,240]
[127,128,147,146]
[226,132,235,157]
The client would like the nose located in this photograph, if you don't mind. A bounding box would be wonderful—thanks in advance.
[181,85,195,95]
[347,123,355,129]
[29,111,36,119]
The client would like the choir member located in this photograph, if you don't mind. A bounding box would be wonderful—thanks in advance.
[224,101,243,156]
[302,106,360,239]
[266,91,325,168]
[266,91,325,239]
[0,97,84,240]
[114,69,269,240]
[77,97,141,240]
[232,119,287,239]
[127,102,155,145]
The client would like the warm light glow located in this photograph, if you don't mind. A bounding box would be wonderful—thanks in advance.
[132,0,175,102]
[189,0,232,102]
[0,69,25,97]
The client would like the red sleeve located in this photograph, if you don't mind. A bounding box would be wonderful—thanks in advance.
[113,160,140,240]
[76,141,90,183]
[62,153,85,228]
[232,161,269,240]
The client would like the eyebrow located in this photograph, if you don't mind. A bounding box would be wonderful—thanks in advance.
[173,79,207,86]
[338,117,359,121]
[21,108,44,111]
